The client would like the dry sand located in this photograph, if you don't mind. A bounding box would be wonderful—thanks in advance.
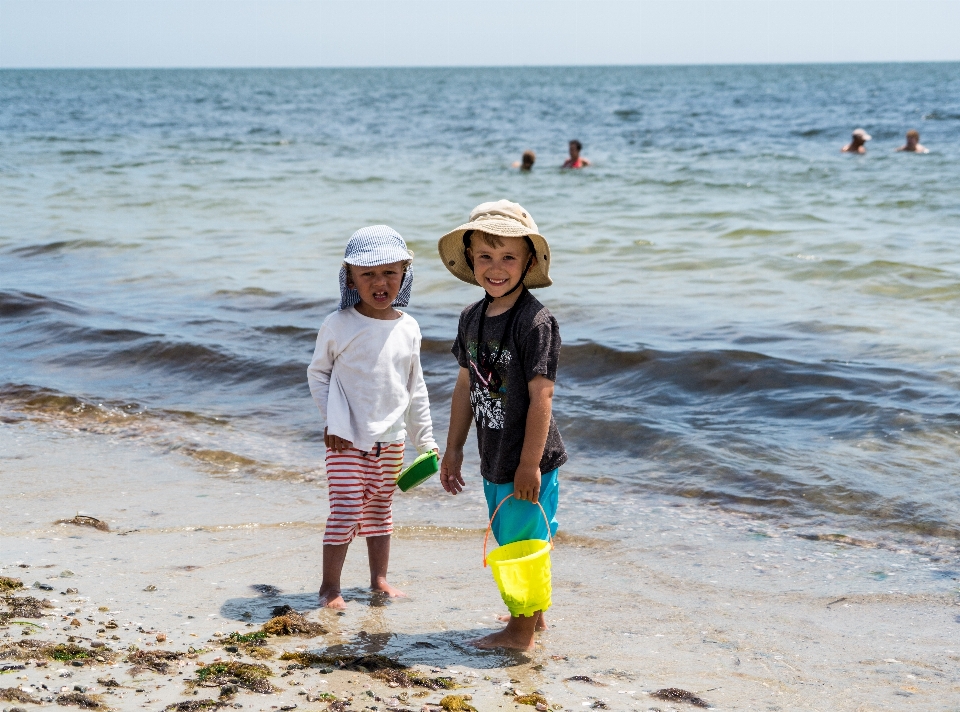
[3,421,959,711]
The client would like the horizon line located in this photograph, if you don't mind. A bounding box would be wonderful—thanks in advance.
[3,59,959,71]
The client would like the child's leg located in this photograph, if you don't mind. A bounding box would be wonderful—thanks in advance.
[318,543,349,609]
[357,442,405,597]
[498,610,548,631]
[319,447,368,608]
[366,534,404,597]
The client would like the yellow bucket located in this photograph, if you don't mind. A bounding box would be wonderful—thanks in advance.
[483,496,554,618]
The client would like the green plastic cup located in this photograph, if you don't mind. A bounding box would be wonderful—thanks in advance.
[396,451,439,492]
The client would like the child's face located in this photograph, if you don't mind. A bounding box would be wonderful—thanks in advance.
[347,261,405,312]
[468,235,536,299]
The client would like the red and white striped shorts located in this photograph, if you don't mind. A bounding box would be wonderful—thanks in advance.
[323,442,403,546]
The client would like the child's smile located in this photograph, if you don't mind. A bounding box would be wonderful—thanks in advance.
[469,236,536,301]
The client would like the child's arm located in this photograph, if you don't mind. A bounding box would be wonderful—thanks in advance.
[406,342,438,454]
[307,325,334,421]
[512,375,555,504]
[440,367,472,495]
[307,319,353,451]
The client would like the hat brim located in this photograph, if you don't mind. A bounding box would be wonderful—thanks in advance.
[343,248,412,267]
[438,220,553,289]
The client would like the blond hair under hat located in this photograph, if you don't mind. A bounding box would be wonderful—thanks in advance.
[438,200,552,289]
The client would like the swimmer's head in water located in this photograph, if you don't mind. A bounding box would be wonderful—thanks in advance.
[569,139,582,156]
[851,128,871,143]
[521,150,536,169]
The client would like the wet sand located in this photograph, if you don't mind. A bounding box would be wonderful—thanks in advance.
[3,421,959,711]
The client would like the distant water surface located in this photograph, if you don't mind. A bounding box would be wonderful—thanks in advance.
[2,64,959,541]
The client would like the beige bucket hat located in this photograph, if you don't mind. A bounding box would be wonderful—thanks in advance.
[437,199,552,288]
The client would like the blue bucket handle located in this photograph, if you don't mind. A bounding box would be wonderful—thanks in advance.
[483,494,554,567]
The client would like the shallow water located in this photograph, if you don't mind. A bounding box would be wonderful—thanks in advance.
[2,64,960,541]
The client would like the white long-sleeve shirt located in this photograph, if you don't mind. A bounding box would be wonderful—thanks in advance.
[307,308,437,454]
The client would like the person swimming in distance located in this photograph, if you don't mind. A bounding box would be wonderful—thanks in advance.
[512,150,536,171]
[562,140,590,168]
[842,128,871,154]
[897,129,929,153]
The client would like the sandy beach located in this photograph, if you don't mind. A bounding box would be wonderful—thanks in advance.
[4,420,959,712]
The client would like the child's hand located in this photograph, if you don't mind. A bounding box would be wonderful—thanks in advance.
[440,448,465,495]
[513,464,541,504]
[324,427,353,452]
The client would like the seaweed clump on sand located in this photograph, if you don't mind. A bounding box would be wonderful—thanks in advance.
[55,691,104,708]
[194,661,275,694]
[2,595,50,619]
[0,640,113,665]
[126,649,185,675]
[165,700,228,712]
[279,651,404,674]
[278,651,456,689]
[226,631,267,645]
[224,630,275,659]
[372,668,458,690]
[1,687,42,704]
[55,515,110,532]
[0,638,49,661]
[439,695,476,712]
[650,688,710,708]
[514,693,549,706]
[261,612,327,637]
[564,676,605,686]
[0,576,24,592]
[48,643,98,663]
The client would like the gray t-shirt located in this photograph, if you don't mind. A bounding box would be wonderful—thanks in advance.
[452,290,567,484]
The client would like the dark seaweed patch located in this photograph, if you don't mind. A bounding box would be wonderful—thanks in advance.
[0,577,24,592]
[2,595,48,619]
[261,612,326,637]
[165,701,228,712]
[439,695,476,712]
[1,687,42,704]
[126,649,185,675]
[55,515,110,532]
[650,688,710,707]
[194,661,275,694]
[55,691,104,708]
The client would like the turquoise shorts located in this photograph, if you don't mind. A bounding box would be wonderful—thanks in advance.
[483,468,559,546]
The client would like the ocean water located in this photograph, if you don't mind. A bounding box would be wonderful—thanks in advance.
[2,64,960,543]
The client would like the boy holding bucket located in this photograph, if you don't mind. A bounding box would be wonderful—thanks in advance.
[438,200,566,651]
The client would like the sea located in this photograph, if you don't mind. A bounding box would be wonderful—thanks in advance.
[2,63,959,546]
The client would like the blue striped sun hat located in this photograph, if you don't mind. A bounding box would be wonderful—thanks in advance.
[339,225,414,311]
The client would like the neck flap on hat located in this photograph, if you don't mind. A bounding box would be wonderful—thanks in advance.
[338,265,414,311]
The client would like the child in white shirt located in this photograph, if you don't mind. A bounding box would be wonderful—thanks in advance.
[307,225,437,609]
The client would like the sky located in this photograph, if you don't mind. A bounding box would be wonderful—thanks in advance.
[1,0,959,68]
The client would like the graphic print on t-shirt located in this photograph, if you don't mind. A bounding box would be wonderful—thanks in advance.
[466,339,511,430]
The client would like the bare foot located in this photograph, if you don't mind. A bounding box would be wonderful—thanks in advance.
[371,578,407,598]
[535,611,548,631]
[497,611,548,631]
[471,614,538,650]
[318,585,347,610]
[471,628,536,651]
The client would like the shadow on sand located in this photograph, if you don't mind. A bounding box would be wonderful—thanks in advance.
[219,583,529,669]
